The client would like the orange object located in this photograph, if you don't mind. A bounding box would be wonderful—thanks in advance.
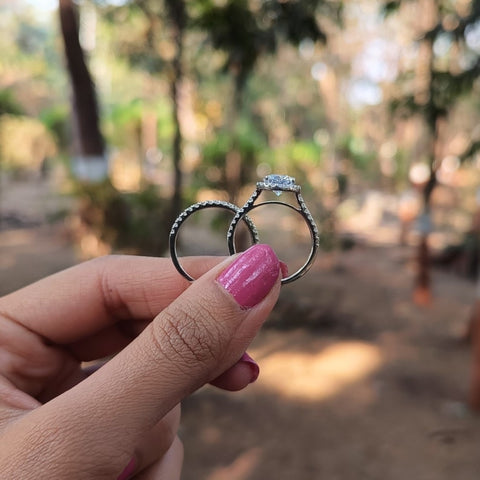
[469,300,480,411]
[413,235,432,306]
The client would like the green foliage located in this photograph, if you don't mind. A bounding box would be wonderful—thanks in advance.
[109,100,144,127]
[75,181,170,255]
[380,0,402,18]
[190,0,341,202]
[104,99,174,151]
[260,0,329,44]
[193,0,276,84]
[0,89,24,116]
[105,100,143,149]
[195,117,267,191]
[2,0,349,253]
[260,140,323,191]
[40,105,70,151]
[461,138,480,162]
[388,0,480,149]
[118,186,170,254]
[98,1,168,74]
[193,0,334,88]
[392,148,410,188]
[337,134,376,173]
[0,7,67,111]
[391,65,480,121]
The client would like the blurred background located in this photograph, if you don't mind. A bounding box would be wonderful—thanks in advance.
[2,0,480,478]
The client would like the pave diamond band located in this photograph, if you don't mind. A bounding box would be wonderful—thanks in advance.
[169,175,319,284]
[169,200,259,281]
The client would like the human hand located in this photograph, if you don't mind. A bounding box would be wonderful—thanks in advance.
[0,244,281,479]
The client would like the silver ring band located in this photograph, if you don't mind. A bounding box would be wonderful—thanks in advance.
[169,200,259,281]
[227,176,319,284]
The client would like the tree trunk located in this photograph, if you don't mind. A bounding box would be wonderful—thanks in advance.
[225,72,246,205]
[413,232,432,305]
[413,163,437,305]
[467,245,480,410]
[412,0,438,306]
[59,0,107,182]
[165,0,186,225]
[0,167,2,231]
[469,296,480,410]
[466,192,480,409]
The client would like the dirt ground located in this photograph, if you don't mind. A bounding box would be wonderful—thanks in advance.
[1,178,480,479]
[182,245,480,480]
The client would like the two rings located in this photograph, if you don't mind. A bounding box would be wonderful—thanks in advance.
[169,174,320,284]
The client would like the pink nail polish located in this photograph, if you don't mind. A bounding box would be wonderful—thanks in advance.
[240,352,260,383]
[217,244,280,308]
[117,458,136,480]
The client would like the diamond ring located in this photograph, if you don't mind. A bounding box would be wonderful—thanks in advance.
[227,175,319,284]
[169,175,319,284]
[169,200,259,281]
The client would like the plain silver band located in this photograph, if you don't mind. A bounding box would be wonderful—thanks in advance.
[227,188,319,284]
[169,200,259,281]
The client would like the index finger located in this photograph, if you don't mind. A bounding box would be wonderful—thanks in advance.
[0,255,223,344]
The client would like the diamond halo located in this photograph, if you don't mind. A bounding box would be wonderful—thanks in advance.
[258,174,300,196]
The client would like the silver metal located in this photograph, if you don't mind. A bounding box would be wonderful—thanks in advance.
[169,200,259,281]
[169,175,319,284]
[227,175,319,284]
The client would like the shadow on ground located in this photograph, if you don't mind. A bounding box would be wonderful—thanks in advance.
[182,245,480,480]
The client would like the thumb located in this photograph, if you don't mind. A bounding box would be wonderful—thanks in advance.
[13,244,281,477]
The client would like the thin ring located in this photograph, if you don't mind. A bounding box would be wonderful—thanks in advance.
[169,200,259,281]
[227,175,319,284]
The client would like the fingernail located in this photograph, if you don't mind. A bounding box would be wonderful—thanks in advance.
[117,458,136,480]
[240,352,260,383]
[280,261,289,279]
[217,244,280,308]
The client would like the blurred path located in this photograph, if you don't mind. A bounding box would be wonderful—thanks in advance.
[0,226,77,296]
[0,173,72,227]
[0,175,77,295]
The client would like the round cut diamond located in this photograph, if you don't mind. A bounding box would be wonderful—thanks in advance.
[263,174,296,196]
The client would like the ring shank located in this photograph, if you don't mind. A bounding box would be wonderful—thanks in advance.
[227,191,319,284]
[169,200,259,281]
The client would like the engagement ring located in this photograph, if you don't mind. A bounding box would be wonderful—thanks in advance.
[169,175,319,284]
[227,175,319,284]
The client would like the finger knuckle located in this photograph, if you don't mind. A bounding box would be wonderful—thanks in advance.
[151,298,222,370]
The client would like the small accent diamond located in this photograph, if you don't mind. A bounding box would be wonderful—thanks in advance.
[263,174,296,196]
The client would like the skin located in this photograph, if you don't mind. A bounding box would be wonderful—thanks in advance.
[0,254,281,479]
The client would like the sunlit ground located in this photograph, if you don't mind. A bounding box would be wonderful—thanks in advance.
[254,341,382,402]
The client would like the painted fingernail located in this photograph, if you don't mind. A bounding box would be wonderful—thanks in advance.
[217,244,280,308]
[240,352,260,383]
[280,261,289,279]
[117,458,136,480]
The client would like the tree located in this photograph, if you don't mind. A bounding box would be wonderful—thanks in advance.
[387,0,480,305]
[98,0,187,224]
[193,0,342,203]
[386,0,480,409]
[59,0,107,182]
[164,0,187,225]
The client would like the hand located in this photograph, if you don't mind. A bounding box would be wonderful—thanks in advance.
[0,244,281,479]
